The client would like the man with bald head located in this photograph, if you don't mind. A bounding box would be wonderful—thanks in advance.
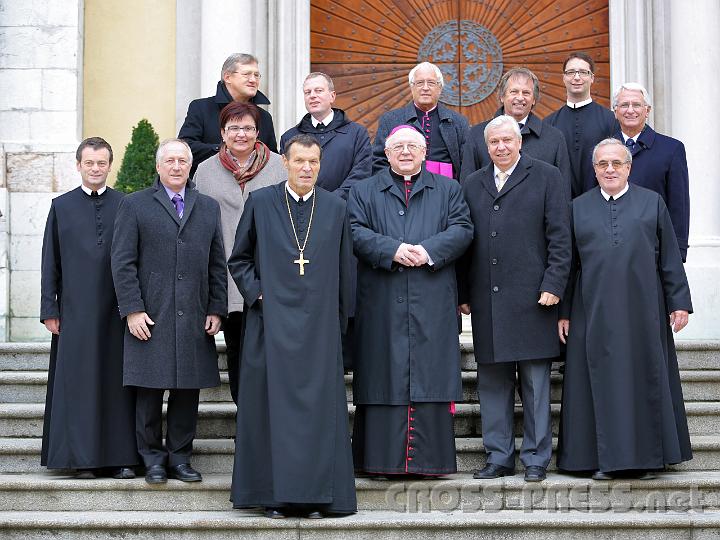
[372,62,469,179]
[458,115,571,482]
[611,83,690,261]
[350,125,473,476]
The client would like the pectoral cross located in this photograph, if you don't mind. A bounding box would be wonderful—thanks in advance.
[293,251,310,276]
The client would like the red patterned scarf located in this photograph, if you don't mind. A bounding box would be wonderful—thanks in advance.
[218,141,270,192]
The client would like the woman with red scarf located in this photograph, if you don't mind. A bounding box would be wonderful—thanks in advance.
[193,101,287,406]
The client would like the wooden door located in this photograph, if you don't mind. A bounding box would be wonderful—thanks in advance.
[311,0,610,138]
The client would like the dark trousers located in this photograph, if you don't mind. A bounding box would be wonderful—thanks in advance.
[476,359,552,469]
[223,310,247,406]
[135,387,200,467]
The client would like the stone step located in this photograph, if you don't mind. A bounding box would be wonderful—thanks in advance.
[1,509,719,539]
[2,436,719,474]
[1,471,719,513]
[2,340,719,371]
[3,401,719,439]
[5,369,720,404]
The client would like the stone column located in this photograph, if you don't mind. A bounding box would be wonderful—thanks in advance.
[669,0,720,339]
[0,0,82,340]
[609,0,670,131]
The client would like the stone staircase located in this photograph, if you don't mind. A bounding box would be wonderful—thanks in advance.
[1,338,719,538]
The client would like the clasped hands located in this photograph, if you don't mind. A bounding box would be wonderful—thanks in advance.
[394,243,429,267]
[127,311,222,341]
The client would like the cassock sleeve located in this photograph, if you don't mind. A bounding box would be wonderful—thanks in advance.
[335,126,372,200]
[111,197,147,318]
[666,142,690,261]
[657,196,693,314]
[347,184,401,271]
[206,204,228,317]
[178,101,219,167]
[553,132,573,203]
[40,203,61,322]
[559,203,578,320]
[338,211,353,333]
[540,168,572,298]
[227,193,262,306]
[419,181,474,270]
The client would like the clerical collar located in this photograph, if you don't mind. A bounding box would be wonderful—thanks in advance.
[566,97,592,109]
[311,110,334,128]
[81,185,107,196]
[493,156,521,180]
[600,183,630,201]
[389,168,421,182]
[286,182,315,202]
[414,103,437,115]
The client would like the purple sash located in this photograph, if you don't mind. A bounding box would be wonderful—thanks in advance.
[425,160,453,179]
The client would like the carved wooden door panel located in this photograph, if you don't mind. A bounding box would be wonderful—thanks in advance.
[311,0,610,138]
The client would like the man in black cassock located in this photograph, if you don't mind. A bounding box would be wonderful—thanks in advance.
[544,52,617,198]
[557,138,693,480]
[40,137,138,479]
[228,134,356,519]
[349,126,473,477]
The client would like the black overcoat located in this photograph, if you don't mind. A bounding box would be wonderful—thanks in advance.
[111,179,227,389]
[228,184,356,513]
[348,169,473,404]
[557,186,693,472]
[458,155,571,364]
[178,81,278,176]
[40,187,138,469]
[280,108,372,199]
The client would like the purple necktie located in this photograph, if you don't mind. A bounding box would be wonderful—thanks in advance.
[172,193,184,218]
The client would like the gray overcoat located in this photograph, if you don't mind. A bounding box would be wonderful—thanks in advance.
[458,155,571,364]
[111,178,227,389]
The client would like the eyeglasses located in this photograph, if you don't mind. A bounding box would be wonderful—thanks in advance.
[616,102,647,111]
[593,160,630,169]
[412,80,440,88]
[225,125,257,135]
[388,143,424,154]
[563,69,592,78]
[233,70,261,80]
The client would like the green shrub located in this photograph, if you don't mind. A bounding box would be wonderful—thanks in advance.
[114,119,159,193]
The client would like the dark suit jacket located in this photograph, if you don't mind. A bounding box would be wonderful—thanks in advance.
[458,155,571,364]
[460,110,572,201]
[372,101,469,178]
[612,125,690,260]
[178,81,278,176]
[111,178,227,389]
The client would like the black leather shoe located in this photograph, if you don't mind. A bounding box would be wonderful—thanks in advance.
[168,463,202,482]
[592,470,613,481]
[145,464,167,484]
[524,466,546,482]
[265,508,286,519]
[473,463,515,479]
[112,467,136,480]
[306,510,323,519]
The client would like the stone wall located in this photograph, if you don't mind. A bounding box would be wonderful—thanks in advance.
[0,0,82,340]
